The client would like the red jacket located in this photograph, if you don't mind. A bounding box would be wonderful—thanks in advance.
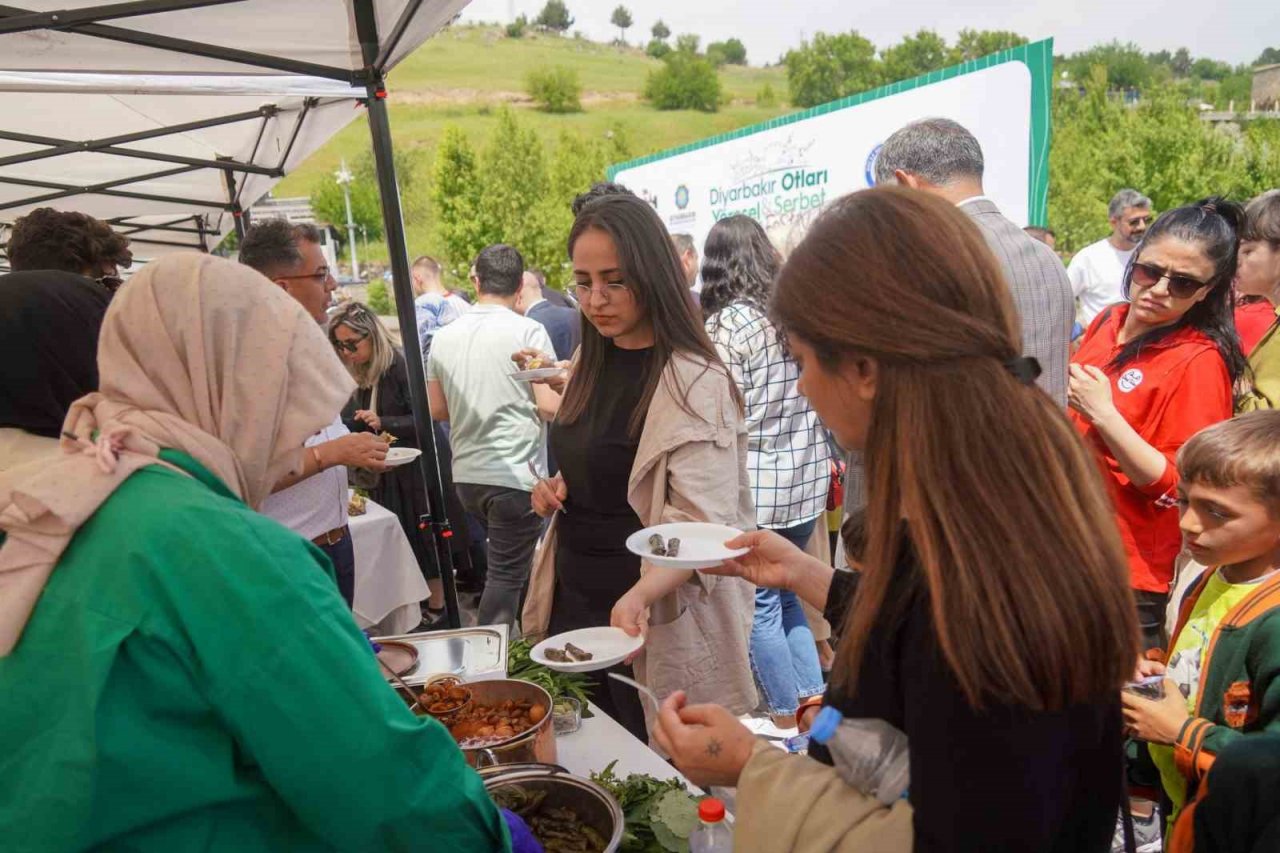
[1070,306,1233,593]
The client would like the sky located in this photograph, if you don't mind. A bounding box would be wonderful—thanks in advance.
[460,0,1279,67]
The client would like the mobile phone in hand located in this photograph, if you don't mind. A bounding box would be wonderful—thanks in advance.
[1123,675,1165,700]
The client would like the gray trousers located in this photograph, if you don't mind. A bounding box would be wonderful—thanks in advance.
[456,482,543,635]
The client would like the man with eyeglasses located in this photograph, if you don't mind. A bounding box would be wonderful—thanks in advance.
[1068,188,1154,326]
[427,244,558,635]
[239,219,389,609]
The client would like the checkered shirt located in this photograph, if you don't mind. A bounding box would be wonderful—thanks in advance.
[707,302,832,528]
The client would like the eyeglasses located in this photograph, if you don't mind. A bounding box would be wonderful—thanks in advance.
[334,334,368,354]
[96,275,123,293]
[1129,261,1210,299]
[572,282,631,302]
[278,268,332,283]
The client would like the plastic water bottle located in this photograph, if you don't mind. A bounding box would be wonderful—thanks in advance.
[807,707,910,805]
[688,797,732,852]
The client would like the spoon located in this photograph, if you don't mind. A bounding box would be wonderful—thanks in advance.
[377,654,426,713]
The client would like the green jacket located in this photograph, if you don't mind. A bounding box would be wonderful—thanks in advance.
[0,450,509,852]
[1167,569,1280,794]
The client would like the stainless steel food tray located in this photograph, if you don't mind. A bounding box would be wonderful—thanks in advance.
[373,624,509,685]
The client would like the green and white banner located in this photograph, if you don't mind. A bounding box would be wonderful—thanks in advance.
[609,39,1053,253]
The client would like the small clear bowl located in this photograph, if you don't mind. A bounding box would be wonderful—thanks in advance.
[553,696,582,735]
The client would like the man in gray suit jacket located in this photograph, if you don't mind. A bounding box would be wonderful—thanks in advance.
[873,117,1073,403]
[837,118,1074,539]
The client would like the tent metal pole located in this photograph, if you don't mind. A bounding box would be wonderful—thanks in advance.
[0,4,358,82]
[355,0,460,631]
[0,0,243,35]
[219,159,246,242]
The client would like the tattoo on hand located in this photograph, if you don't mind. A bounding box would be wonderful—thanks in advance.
[706,738,722,758]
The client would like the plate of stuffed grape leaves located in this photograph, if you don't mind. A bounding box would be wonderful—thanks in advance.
[625,523,748,570]
[530,627,644,673]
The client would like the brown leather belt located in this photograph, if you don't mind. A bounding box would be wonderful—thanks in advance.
[311,524,349,547]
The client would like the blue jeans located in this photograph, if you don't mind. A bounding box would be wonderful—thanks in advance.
[750,518,825,715]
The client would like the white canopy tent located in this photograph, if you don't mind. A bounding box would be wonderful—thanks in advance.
[0,0,472,628]
[0,72,364,262]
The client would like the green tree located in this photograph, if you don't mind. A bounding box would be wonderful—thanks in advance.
[526,65,583,112]
[1062,41,1151,90]
[953,29,1028,61]
[651,19,670,40]
[783,30,881,108]
[707,37,747,65]
[646,39,671,59]
[1172,47,1192,76]
[756,83,779,107]
[644,51,722,111]
[610,5,632,44]
[366,281,394,315]
[430,127,486,269]
[534,0,573,33]
[705,42,728,68]
[1046,67,1275,254]
[477,108,557,269]
[310,150,419,259]
[880,29,951,82]
[1257,47,1280,66]
[505,15,528,38]
[675,33,700,54]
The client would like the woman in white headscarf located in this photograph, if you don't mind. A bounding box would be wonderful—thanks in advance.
[0,254,509,852]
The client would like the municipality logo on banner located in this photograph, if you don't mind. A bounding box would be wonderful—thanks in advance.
[675,184,690,210]
[865,143,883,187]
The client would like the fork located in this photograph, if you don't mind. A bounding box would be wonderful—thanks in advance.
[527,459,567,515]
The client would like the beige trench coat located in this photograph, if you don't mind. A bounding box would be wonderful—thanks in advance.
[522,352,758,716]
[734,741,913,852]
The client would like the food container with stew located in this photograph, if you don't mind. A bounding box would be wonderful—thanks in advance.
[480,763,625,853]
[405,677,556,768]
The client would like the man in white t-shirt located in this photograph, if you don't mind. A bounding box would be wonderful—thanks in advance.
[427,244,558,633]
[1067,188,1153,326]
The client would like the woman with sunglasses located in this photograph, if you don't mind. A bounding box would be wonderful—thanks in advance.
[1069,197,1246,651]
[520,194,758,741]
[1235,190,1280,411]
[329,303,446,621]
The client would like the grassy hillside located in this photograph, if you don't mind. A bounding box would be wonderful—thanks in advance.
[276,26,790,262]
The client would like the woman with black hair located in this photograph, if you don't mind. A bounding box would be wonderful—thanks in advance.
[701,215,831,727]
[1069,197,1245,651]
[520,194,758,740]
[0,271,111,472]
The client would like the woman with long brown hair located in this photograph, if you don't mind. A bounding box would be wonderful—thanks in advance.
[520,193,758,740]
[652,187,1139,852]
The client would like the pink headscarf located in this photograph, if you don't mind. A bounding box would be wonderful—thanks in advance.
[0,253,355,655]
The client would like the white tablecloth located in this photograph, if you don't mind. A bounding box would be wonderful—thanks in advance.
[557,704,697,790]
[349,493,428,635]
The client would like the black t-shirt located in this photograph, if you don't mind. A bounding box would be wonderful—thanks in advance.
[819,550,1123,852]
[547,343,654,615]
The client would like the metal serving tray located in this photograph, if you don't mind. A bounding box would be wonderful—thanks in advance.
[373,624,509,686]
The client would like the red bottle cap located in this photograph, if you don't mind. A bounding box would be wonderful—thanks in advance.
[698,797,725,822]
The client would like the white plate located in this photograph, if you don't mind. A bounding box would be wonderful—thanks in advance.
[625,522,748,570]
[531,627,644,672]
[384,447,423,467]
[510,367,566,381]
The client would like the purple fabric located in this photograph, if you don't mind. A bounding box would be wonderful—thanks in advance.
[501,808,543,853]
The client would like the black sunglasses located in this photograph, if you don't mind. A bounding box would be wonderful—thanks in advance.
[1129,261,1210,299]
[96,275,124,293]
[334,333,368,354]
